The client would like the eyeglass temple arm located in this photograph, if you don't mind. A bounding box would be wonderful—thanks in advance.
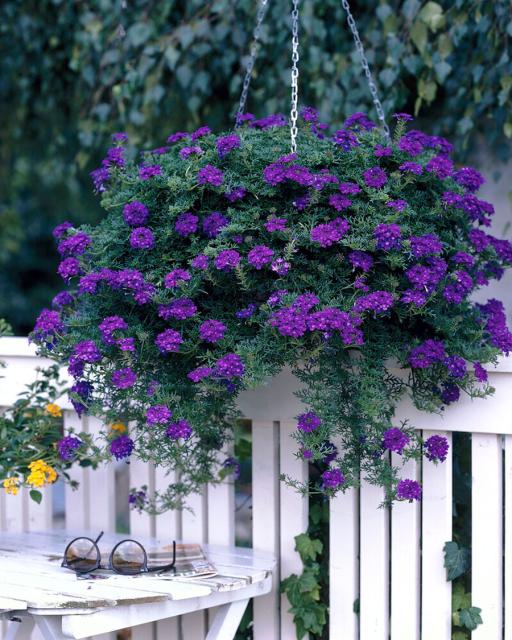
[94,531,105,544]
[147,541,177,572]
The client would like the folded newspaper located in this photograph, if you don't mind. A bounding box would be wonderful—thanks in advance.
[146,543,217,578]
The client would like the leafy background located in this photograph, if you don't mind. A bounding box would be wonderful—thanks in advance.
[1,0,511,332]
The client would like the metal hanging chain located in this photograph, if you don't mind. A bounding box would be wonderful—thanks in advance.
[117,0,127,40]
[290,0,300,153]
[340,0,391,141]
[235,0,270,124]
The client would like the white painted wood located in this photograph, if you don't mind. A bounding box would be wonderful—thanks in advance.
[27,486,52,531]
[154,467,180,541]
[252,420,280,640]
[359,479,389,640]
[205,599,249,640]
[207,476,234,548]
[181,489,207,639]
[505,435,512,640]
[129,459,155,538]
[87,417,115,533]
[279,420,308,640]
[390,455,420,640]
[329,486,359,640]
[4,618,33,640]
[421,430,452,640]
[471,433,503,639]
[63,411,89,530]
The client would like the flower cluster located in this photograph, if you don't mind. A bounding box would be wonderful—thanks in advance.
[32,112,512,511]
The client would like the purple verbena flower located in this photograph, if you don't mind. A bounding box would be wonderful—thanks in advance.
[155,329,183,353]
[123,201,149,226]
[191,254,209,270]
[444,355,467,378]
[191,126,211,140]
[203,212,229,238]
[179,146,203,159]
[409,234,443,258]
[349,250,373,272]
[363,167,387,188]
[271,258,291,275]
[310,218,350,247]
[297,412,322,433]
[214,249,241,271]
[215,353,245,378]
[146,405,172,425]
[130,227,155,249]
[216,134,241,157]
[247,245,274,269]
[383,428,410,454]
[353,291,394,314]
[159,298,197,320]
[374,223,402,251]
[454,167,485,192]
[397,479,422,501]
[139,165,162,180]
[166,419,193,440]
[322,468,345,489]
[409,339,446,368]
[424,435,449,462]
[112,367,137,389]
[199,319,227,343]
[473,362,488,382]
[264,217,287,232]
[53,221,73,239]
[197,164,224,187]
[58,232,92,257]
[175,213,199,237]
[399,162,423,175]
[187,366,213,383]
[110,435,134,460]
[57,436,82,461]
[164,269,191,288]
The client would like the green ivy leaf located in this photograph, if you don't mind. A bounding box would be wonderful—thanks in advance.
[295,533,323,563]
[459,607,483,631]
[452,631,468,640]
[29,489,42,505]
[452,583,471,611]
[410,20,428,54]
[418,2,445,31]
[444,541,470,580]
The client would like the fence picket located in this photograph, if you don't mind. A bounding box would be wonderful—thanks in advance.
[63,411,89,530]
[390,455,420,640]
[471,433,503,638]
[421,430,452,640]
[88,417,116,533]
[279,420,308,640]
[359,480,390,640]
[329,484,359,639]
[252,420,280,640]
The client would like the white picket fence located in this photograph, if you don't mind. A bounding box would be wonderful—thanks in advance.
[1,336,512,639]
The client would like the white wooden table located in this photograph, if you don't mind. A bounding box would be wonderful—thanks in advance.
[0,531,274,640]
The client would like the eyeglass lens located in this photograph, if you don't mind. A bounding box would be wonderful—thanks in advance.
[65,538,100,573]
[111,540,146,575]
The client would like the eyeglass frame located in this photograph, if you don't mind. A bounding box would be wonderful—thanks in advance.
[61,531,177,575]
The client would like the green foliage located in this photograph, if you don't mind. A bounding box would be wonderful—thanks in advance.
[451,583,483,637]
[2,0,512,332]
[443,540,469,581]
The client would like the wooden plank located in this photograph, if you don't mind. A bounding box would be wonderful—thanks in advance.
[87,417,115,533]
[329,486,359,640]
[279,420,308,640]
[63,411,89,530]
[3,487,26,533]
[252,420,280,640]
[359,478,390,640]
[207,474,234,548]
[505,435,512,639]
[390,455,420,640]
[421,430,452,640]
[181,489,207,639]
[471,433,503,639]
[27,485,52,531]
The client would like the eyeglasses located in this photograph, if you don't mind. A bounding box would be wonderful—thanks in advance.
[62,531,177,576]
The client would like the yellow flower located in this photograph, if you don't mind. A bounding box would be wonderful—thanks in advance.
[27,460,58,487]
[110,422,127,434]
[45,403,62,418]
[3,477,19,496]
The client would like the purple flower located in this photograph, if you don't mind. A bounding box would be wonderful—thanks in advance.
[73,340,102,363]
[344,112,376,131]
[452,252,475,268]
[409,234,443,258]
[111,367,137,389]
[179,146,203,159]
[374,145,393,157]
[236,304,257,319]
[248,245,274,269]
[443,271,473,304]
[409,339,445,368]
[33,309,63,340]
[393,112,414,122]
[374,223,402,251]
[426,155,453,179]
[441,383,460,404]
[155,329,183,353]
[187,366,213,383]
[469,229,491,252]
[90,167,110,192]
[399,162,423,175]
[271,258,291,276]
[53,221,73,239]
[300,106,318,122]
[203,212,229,238]
[103,146,125,167]
[167,132,188,143]
[348,250,373,272]
[69,380,93,416]
[424,435,449,462]
[473,362,488,382]
[264,217,287,232]
[52,291,74,308]
[353,291,394,314]
[175,213,199,237]
[383,428,410,454]
[215,353,245,378]
[310,218,350,247]
[225,187,246,202]
[398,136,423,156]
[332,129,360,150]
[250,114,287,129]
[130,227,155,249]
[99,315,128,342]
[339,182,361,195]
[112,132,128,142]
[164,269,191,288]
[401,290,428,306]
[58,232,92,257]
[216,134,241,157]
[329,194,352,212]
[129,490,146,506]
[363,167,387,188]
[444,355,467,378]
[146,405,172,425]
[191,126,211,140]
[478,299,512,355]
[214,249,241,271]
[198,164,224,187]
[166,419,193,440]
[199,319,227,343]
[118,337,135,352]
[57,436,82,461]
[397,479,422,501]
[123,201,149,226]
[269,306,306,338]
[297,412,321,433]
[159,298,197,320]
[109,435,134,460]
[191,254,209,270]
[322,468,345,489]
[139,165,162,180]
[387,200,408,212]
[454,167,485,192]
[302,449,313,459]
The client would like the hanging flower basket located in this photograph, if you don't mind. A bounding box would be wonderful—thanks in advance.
[31,110,512,511]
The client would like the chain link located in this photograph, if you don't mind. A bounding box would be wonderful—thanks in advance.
[235,0,270,124]
[117,0,127,40]
[290,0,300,153]
[340,0,390,141]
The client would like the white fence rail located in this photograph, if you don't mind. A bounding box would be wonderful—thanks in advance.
[1,337,512,639]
